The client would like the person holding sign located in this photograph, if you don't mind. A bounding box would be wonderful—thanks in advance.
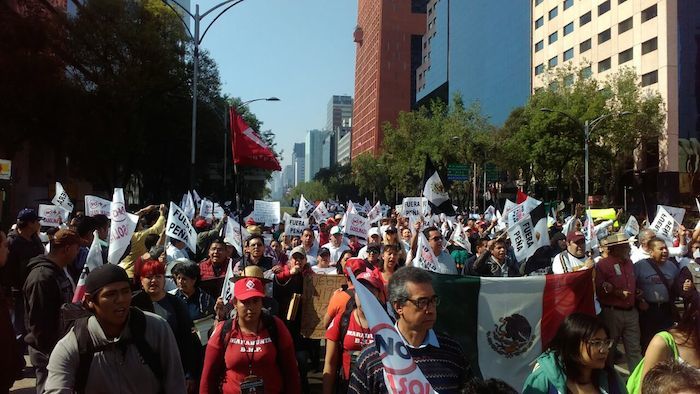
[200,277,300,394]
[348,267,472,393]
[323,271,384,394]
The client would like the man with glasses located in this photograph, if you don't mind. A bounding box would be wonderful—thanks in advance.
[233,234,274,274]
[348,267,472,393]
[411,227,458,275]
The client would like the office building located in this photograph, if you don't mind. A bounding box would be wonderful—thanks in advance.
[351,0,427,158]
[322,131,335,169]
[532,0,700,200]
[327,95,353,165]
[292,143,305,186]
[415,0,531,125]
[336,117,353,165]
[305,130,325,181]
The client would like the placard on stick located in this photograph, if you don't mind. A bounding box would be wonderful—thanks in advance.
[300,275,347,339]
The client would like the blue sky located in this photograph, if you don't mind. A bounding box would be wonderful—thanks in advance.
[199,0,358,168]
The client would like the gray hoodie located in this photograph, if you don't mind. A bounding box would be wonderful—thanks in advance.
[44,311,186,394]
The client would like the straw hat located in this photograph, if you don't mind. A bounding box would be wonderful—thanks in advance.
[231,264,271,283]
[601,232,629,247]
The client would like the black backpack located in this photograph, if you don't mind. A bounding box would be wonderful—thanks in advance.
[61,304,164,393]
[338,289,356,343]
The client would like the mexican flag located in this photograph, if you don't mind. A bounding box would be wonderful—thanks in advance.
[432,269,595,390]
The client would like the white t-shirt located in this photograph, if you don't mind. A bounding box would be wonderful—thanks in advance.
[551,251,589,274]
[312,266,337,275]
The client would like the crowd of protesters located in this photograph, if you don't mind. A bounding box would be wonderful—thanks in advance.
[0,196,699,394]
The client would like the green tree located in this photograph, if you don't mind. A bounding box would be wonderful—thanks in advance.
[289,181,330,202]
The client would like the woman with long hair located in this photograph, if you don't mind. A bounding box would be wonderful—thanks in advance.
[523,313,624,394]
[375,243,400,289]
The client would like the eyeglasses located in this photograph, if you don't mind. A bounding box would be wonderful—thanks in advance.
[588,339,614,351]
[405,295,440,310]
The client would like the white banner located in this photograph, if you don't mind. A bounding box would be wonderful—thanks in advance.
[107,188,138,264]
[285,215,309,237]
[367,201,382,224]
[344,212,370,239]
[220,262,235,304]
[191,189,202,204]
[347,201,358,215]
[213,203,226,219]
[52,181,74,213]
[650,206,677,242]
[166,202,197,252]
[623,215,640,237]
[657,205,685,226]
[507,213,549,263]
[84,195,111,217]
[311,201,330,223]
[85,230,105,271]
[252,200,281,225]
[38,204,62,227]
[199,198,214,219]
[402,197,424,219]
[224,218,250,256]
[484,205,496,222]
[452,222,471,251]
[347,269,437,394]
[414,232,439,272]
[298,194,315,218]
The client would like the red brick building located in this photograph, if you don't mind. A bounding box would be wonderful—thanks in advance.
[351,0,427,158]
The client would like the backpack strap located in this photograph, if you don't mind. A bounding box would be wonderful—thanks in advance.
[338,295,357,355]
[644,259,675,300]
[74,317,94,394]
[128,308,164,381]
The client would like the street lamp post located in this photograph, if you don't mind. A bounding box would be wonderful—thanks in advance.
[223,97,280,188]
[540,108,631,229]
[161,0,248,189]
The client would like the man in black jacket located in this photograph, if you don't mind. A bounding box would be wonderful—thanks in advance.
[23,229,80,394]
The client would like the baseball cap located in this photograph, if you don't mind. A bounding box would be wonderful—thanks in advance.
[345,257,368,277]
[566,231,585,243]
[233,277,265,300]
[194,218,208,230]
[385,226,397,233]
[52,229,82,246]
[368,227,380,237]
[17,208,42,222]
[290,245,307,259]
[318,247,330,256]
[357,271,383,292]
[330,226,342,235]
[366,243,382,254]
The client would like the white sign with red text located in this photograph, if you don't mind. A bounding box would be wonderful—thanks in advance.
[39,204,62,228]
[344,212,370,239]
[84,195,111,217]
[107,188,138,264]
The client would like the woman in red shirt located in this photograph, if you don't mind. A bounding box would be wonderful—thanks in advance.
[322,271,384,394]
[200,277,300,394]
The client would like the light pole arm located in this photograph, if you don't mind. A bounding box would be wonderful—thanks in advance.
[200,0,246,42]
[160,0,194,39]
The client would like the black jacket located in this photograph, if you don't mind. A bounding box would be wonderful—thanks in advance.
[470,251,521,277]
[23,256,74,354]
[2,231,45,291]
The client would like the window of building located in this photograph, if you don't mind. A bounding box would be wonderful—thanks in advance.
[618,17,633,34]
[580,38,591,53]
[642,37,658,55]
[580,11,591,26]
[598,0,610,15]
[564,74,574,86]
[598,28,611,44]
[641,5,657,22]
[535,0,544,5]
[535,63,545,75]
[535,40,544,52]
[549,56,558,68]
[549,31,559,44]
[564,22,574,35]
[564,0,574,10]
[581,66,592,78]
[535,16,544,29]
[618,47,633,64]
[549,6,558,20]
[564,47,574,61]
[598,57,611,72]
[642,70,658,86]
[619,0,627,3]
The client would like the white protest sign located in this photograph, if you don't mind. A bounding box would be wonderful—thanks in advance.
[84,195,111,217]
[191,189,202,204]
[650,206,677,242]
[107,188,138,264]
[452,221,471,251]
[347,201,358,215]
[623,215,640,237]
[52,182,74,213]
[413,232,439,272]
[367,201,382,223]
[484,205,496,222]
[252,200,281,225]
[507,208,549,263]
[285,215,309,237]
[347,269,437,394]
[402,197,424,218]
[213,203,226,219]
[298,194,315,218]
[220,262,235,304]
[38,204,62,227]
[344,212,370,239]
[199,199,214,219]
[224,218,250,256]
[311,201,330,223]
[657,205,685,226]
[505,198,540,227]
[395,204,402,215]
[166,202,197,252]
[85,230,104,271]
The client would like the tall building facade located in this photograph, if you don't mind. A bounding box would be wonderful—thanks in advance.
[351,0,427,158]
[533,0,700,200]
[415,0,531,125]
[327,95,353,165]
[305,130,325,182]
[336,117,353,165]
[292,143,305,186]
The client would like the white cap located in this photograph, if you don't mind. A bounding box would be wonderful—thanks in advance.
[368,227,380,237]
[330,226,342,235]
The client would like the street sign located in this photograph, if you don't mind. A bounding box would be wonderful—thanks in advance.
[447,163,469,181]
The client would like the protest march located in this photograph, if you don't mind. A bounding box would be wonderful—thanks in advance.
[1,163,700,394]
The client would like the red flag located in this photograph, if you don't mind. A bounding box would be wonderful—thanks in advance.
[516,189,528,204]
[230,108,281,171]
